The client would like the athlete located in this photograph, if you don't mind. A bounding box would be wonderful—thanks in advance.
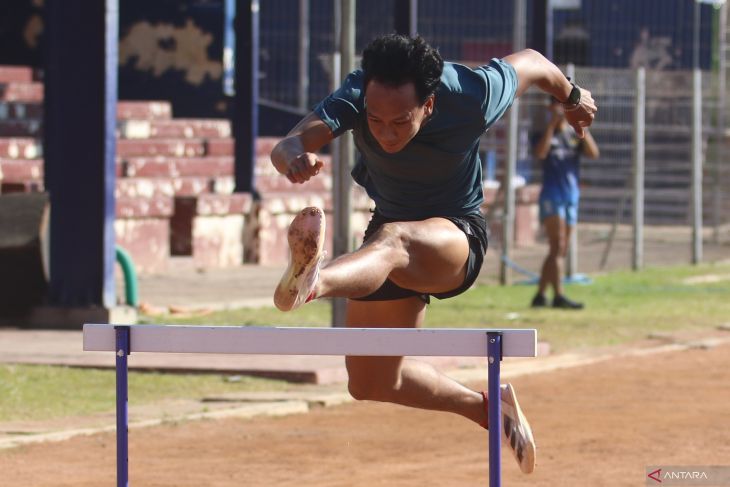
[270,34,597,474]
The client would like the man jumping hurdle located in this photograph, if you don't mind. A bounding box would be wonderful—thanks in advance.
[270,34,597,475]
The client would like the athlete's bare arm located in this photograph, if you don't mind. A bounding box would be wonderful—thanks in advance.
[270,112,334,184]
[504,48,597,138]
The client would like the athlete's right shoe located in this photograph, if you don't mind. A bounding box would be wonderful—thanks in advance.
[273,207,326,312]
[481,384,536,474]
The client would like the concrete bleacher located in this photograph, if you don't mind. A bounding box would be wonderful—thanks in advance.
[0,64,379,276]
[0,66,257,275]
[115,100,246,273]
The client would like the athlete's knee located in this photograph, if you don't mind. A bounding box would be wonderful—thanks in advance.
[346,358,401,401]
[347,378,378,401]
[347,376,400,401]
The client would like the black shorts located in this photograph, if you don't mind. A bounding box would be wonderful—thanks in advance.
[352,209,489,303]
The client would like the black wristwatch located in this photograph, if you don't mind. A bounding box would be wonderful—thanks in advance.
[563,78,581,110]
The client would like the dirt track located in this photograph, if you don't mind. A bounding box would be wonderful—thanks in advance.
[1,342,729,487]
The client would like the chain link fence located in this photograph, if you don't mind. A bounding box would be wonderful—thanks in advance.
[256,0,730,273]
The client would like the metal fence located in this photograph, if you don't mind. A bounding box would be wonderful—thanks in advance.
[255,0,730,272]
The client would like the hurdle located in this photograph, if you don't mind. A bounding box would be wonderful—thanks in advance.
[83,324,537,487]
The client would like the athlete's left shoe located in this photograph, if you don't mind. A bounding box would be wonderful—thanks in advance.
[274,207,326,311]
[481,384,536,474]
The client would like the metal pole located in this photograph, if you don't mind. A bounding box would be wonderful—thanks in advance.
[694,0,701,71]
[692,68,704,264]
[115,326,130,487]
[223,0,236,96]
[298,0,310,111]
[500,0,526,286]
[565,63,578,278]
[332,0,355,326]
[714,2,727,243]
[546,0,554,60]
[233,0,259,193]
[500,101,518,286]
[394,0,418,36]
[487,332,502,487]
[44,0,118,309]
[632,67,645,270]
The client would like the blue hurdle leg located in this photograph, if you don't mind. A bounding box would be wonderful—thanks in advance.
[115,326,130,487]
[487,332,502,487]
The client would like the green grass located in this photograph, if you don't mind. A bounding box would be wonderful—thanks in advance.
[426,263,730,351]
[2,263,729,423]
[0,365,288,423]
[140,301,332,327]
[150,262,730,353]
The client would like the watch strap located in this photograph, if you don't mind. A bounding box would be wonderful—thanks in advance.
[563,79,581,110]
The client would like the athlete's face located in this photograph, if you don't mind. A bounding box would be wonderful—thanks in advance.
[364,80,434,154]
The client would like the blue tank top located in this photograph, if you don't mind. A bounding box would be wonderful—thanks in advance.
[539,126,583,205]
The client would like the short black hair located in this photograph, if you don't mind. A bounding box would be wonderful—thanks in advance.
[361,34,444,105]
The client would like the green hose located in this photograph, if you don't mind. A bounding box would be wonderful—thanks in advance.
[116,246,139,307]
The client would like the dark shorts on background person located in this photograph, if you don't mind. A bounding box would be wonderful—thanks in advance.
[352,209,489,303]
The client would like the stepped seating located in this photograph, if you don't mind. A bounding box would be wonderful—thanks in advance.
[0,66,250,274]
[0,158,43,187]
[0,64,376,275]
[0,99,44,138]
[170,192,253,269]
[114,102,247,273]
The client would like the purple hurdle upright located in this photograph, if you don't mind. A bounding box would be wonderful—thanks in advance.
[114,326,130,487]
[85,324,536,487]
[487,332,503,487]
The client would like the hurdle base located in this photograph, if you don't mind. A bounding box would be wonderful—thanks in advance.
[22,305,137,329]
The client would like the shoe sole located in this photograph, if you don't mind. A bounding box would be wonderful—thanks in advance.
[273,207,326,311]
[501,384,536,474]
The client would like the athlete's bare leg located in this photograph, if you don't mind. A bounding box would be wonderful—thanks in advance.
[315,217,470,299]
[277,209,485,425]
[275,208,536,473]
[345,297,488,427]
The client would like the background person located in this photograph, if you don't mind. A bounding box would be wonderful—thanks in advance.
[531,96,600,309]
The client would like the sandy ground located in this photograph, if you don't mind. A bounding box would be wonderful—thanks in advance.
[1,342,729,487]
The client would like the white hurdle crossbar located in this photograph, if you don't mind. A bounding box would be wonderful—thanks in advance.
[83,324,537,487]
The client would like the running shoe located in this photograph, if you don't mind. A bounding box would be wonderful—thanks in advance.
[482,384,536,474]
[273,207,326,311]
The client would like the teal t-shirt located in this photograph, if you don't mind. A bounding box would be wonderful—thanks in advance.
[314,58,518,219]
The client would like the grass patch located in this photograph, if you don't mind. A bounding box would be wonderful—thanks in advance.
[0,365,288,423]
[147,263,730,353]
[426,263,730,352]
[140,300,331,327]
